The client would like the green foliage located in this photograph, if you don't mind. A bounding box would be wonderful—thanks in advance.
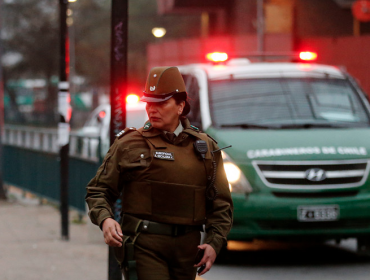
[71,0,111,86]
[2,0,59,125]
[3,0,59,79]
[3,0,201,90]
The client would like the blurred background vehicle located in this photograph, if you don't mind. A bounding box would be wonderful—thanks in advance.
[78,94,147,156]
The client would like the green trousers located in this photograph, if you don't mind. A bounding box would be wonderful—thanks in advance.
[122,230,200,280]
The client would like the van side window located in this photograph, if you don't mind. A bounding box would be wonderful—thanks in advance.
[182,74,202,130]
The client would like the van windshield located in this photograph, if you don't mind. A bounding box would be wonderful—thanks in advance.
[209,78,370,128]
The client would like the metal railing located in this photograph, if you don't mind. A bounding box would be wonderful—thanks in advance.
[2,124,102,213]
[3,124,101,162]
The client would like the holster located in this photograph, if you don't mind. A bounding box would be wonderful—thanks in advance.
[113,214,142,280]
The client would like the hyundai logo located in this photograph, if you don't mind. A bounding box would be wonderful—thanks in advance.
[305,168,327,182]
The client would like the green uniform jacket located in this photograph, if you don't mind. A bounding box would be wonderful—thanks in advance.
[85,118,233,254]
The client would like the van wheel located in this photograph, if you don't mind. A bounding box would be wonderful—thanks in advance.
[357,237,370,256]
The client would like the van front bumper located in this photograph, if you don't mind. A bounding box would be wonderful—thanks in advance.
[228,192,370,241]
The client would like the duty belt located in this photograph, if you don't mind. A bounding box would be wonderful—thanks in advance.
[138,220,203,237]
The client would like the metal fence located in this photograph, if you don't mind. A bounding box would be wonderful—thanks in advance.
[2,125,102,213]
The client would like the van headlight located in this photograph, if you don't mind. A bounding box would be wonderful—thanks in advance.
[222,151,253,194]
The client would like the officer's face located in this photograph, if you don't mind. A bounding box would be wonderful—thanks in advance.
[146,98,185,132]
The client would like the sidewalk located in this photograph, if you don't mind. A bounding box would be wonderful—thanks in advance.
[0,187,107,280]
[0,188,205,280]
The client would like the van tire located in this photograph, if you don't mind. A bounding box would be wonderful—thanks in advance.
[357,237,370,256]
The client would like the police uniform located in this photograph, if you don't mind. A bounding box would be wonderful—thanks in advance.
[85,66,233,280]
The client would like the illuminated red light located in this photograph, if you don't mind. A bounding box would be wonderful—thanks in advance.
[66,108,72,123]
[98,110,106,119]
[206,52,228,62]
[126,93,140,105]
[299,51,318,61]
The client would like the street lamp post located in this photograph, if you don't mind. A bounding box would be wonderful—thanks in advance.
[109,0,129,279]
[0,0,6,200]
[58,0,70,241]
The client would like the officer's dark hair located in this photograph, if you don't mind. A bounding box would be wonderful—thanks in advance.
[172,92,191,117]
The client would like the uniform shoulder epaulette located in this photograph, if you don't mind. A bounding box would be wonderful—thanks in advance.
[206,133,218,144]
[190,125,200,132]
[116,127,137,139]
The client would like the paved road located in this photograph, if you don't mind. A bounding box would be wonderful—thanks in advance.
[1,188,369,280]
[203,239,370,280]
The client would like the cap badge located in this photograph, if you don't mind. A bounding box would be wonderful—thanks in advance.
[150,86,156,91]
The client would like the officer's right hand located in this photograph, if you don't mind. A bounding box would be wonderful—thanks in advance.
[102,218,123,247]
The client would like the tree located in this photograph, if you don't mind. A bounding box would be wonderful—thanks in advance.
[2,0,59,125]
[2,0,202,126]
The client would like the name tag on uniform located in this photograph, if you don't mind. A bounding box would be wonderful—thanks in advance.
[153,151,175,161]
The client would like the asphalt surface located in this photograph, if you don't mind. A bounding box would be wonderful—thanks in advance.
[206,239,370,280]
[1,187,370,280]
[0,188,107,280]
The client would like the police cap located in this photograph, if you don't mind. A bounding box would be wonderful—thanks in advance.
[141,66,190,116]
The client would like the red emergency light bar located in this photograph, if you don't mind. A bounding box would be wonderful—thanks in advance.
[206,51,318,63]
[299,51,318,61]
[206,52,229,62]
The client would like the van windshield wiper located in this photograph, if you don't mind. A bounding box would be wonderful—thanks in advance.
[221,123,279,129]
[280,123,346,129]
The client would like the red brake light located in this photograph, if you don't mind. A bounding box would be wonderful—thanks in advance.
[299,51,317,61]
[206,52,228,62]
[126,93,140,105]
[98,110,106,119]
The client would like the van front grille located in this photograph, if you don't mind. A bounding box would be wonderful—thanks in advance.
[256,219,370,231]
[253,159,370,190]
[272,191,359,198]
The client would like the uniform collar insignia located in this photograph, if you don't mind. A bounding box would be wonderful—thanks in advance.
[182,118,201,138]
[144,122,152,130]
[190,125,199,131]
[139,124,162,138]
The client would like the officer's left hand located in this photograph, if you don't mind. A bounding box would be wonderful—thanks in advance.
[194,244,216,276]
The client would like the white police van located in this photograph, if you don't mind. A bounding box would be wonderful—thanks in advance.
[178,52,370,254]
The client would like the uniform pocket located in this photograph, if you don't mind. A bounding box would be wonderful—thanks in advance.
[147,180,206,225]
[127,149,151,166]
[128,149,150,162]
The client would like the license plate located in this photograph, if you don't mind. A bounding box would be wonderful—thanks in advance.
[297,205,339,222]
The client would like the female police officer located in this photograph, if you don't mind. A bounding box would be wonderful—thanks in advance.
[86,66,233,280]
